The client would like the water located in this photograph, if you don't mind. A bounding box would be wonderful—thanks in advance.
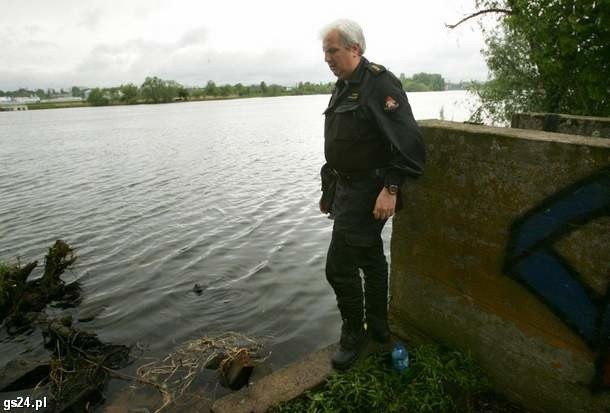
[0,90,475,403]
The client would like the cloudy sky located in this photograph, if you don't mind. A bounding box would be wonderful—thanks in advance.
[0,0,494,91]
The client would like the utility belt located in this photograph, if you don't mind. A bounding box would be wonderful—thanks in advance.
[321,166,386,214]
[333,168,384,182]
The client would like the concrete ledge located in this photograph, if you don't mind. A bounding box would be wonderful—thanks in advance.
[512,112,610,139]
[211,343,338,413]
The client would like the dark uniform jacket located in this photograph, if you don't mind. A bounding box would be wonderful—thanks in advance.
[321,57,425,212]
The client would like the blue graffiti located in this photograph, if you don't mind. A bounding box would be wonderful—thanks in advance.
[504,167,610,390]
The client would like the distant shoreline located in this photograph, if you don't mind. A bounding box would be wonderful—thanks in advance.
[12,89,469,112]
[23,95,270,111]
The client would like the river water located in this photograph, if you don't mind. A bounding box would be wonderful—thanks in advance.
[0,90,475,406]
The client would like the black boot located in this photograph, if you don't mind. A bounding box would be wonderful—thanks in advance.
[366,314,390,343]
[332,318,368,370]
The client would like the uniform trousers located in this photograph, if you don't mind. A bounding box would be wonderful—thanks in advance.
[325,175,389,323]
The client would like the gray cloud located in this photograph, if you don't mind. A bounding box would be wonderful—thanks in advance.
[61,37,324,88]
[78,9,103,31]
[177,27,207,48]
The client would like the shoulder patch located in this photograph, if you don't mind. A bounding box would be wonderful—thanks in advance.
[366,62,386,76]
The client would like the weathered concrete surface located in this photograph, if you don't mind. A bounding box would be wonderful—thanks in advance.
[390,120,610,413]
[512,112,610,139]
[211,343,338,413]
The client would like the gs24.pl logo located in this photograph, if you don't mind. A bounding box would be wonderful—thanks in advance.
[3,397,47,411]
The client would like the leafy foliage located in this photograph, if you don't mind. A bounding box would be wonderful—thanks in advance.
[271,345,494,413]
[120,83,139,104]
[86,88,110,106]
[469,0,610,124]
[400,73,447,92]
[0,260,18,311]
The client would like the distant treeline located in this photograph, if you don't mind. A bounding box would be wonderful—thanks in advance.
[398,73,475,92]
[0,72,473,107]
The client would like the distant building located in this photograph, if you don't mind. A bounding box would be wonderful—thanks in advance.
[40,96,84,103]
[14,96,40,104]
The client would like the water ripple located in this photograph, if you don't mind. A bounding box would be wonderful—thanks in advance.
[0,92,468,373]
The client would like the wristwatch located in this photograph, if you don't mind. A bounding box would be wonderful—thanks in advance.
[385,184,399,195]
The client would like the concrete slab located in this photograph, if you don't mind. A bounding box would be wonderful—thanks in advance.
[211,343,338,413]
[210,337,398,413]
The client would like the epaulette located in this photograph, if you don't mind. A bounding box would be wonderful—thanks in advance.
[366,62,386,75]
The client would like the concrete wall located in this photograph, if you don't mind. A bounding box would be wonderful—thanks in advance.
[390,120,610,413]
[512,112,610,139]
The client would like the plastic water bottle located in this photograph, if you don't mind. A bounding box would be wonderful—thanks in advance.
[391,342,409,372]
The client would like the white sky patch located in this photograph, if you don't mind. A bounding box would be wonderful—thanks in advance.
[0,0,491,90]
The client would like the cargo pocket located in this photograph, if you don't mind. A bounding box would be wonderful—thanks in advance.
[334,102,364,141]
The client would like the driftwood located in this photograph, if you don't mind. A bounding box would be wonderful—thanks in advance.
[135,332,266,412]
[43,317,131,412]
[0,240,80,331]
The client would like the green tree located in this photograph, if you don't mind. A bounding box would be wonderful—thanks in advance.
[140,77,183,103]
[177,86,189,100]
[398,72,446,92]
[120,83,139,104]
[452,0,610,123]
[234,83,246,96]
[141,76,164,103]
[87,88,109,106]
[71,86,83,98]
[402,79,430,92]
[412,73,446,91]
[205,80,217,97]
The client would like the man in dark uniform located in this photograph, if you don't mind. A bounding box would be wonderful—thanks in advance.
[320,19,425,370]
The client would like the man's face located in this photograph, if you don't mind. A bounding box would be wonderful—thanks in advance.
[323,30,360,80]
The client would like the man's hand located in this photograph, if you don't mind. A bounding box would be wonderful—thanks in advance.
[373,187,397,220]
[320,195,329,214]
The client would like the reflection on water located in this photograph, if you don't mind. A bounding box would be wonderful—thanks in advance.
[0,91,475,402]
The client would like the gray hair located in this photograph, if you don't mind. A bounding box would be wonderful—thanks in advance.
[320,19,366,55]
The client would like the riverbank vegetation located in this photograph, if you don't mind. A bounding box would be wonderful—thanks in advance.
[0,71,457,110]
[271,345,526,413]
[451,0,610,124]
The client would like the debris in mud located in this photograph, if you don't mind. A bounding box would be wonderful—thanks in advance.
[2,242,267,413]
[219,347,254,390]
[43,318,130,412]
[1,240,130,412]
[135,332,267,411]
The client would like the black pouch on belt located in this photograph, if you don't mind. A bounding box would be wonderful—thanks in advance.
[320,164,338,213]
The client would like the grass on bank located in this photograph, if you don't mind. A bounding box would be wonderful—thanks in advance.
[271,344,525,413]
[0,260,18,310]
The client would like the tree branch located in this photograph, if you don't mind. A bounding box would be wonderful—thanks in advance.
[446,8,513,29]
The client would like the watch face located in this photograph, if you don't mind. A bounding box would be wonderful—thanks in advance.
[387,185,398,194]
